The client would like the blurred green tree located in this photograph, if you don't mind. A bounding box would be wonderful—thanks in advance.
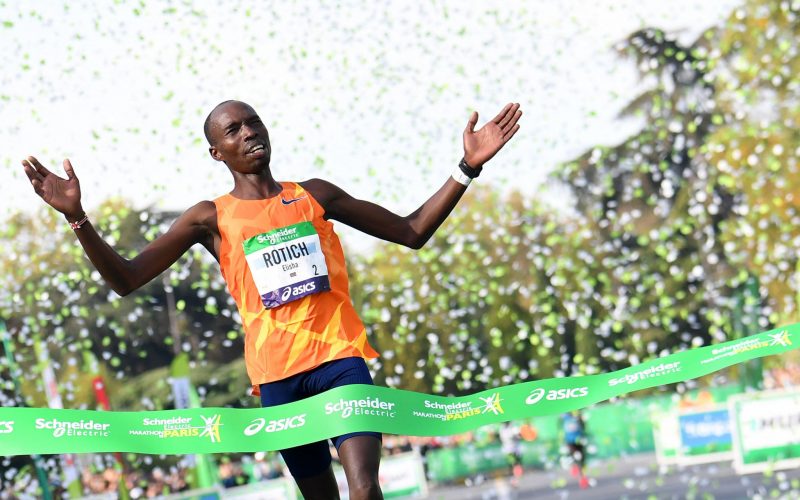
[350,189,604,394]
[0,200,243,409]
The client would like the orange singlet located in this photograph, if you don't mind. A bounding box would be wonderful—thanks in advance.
[214,182,379,394]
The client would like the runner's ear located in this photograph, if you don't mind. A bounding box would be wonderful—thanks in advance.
[209,146,223,162]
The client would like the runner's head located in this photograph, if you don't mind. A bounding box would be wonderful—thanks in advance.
[205,100,271,173]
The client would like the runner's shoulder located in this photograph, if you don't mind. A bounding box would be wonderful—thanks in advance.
[181,200,219,235]
[299,177,332,191]
[299,178,341,206]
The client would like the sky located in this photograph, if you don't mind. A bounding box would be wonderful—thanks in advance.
[1,0,741,251]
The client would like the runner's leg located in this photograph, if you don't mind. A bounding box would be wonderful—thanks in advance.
[260,377,340,499]
[307,358,383,498]
[293,465,340,500]
[338,435,383,500]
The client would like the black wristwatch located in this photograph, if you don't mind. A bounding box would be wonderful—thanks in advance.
[458,158,482,179]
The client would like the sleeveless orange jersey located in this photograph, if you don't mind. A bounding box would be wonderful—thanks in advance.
[214,182,379,394]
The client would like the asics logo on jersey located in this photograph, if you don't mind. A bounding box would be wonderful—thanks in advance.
[281,196,306,205]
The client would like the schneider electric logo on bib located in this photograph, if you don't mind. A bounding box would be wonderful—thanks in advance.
[526,387,589,405]
[325,397,396,419]
[256,227,298,245]
[608,362,681,386]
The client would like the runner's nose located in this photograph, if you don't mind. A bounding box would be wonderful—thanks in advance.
[241,124,258,142]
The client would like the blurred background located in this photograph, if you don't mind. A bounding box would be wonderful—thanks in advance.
[1,0,800,498]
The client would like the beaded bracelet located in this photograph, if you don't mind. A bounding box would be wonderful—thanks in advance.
[68,214,89,230]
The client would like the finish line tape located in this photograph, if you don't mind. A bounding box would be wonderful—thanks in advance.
[0,324,797,455]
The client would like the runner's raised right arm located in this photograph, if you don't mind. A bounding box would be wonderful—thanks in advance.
[22,156,216,296]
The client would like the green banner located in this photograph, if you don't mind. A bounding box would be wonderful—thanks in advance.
[0,324,797,455]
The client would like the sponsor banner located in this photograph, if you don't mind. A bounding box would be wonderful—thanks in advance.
[729,389,800,474]
[607,362,682,387]
[700,338,770,365]
[0,324,797,455]
[132,414,222,442]
[526,387,589,405]
[0,420,14,435]
[679,408,732,453]
[654,405,733,467]
[676,405,733,465]
[651,411,681,466]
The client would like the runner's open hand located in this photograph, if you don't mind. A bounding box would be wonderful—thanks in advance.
[462,103,522,168]
[22,156,84,219]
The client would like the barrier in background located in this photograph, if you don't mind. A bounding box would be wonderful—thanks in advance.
[79,478,298,500]
[729,389,800,474]
[651,410,681,466]
[334,451,428,499]
[425,384,751,481]
[675,404,733,465]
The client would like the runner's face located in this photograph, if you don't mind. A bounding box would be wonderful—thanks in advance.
[209,102,271,172]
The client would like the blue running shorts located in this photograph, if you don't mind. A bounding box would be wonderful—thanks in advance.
[259,357,382,479]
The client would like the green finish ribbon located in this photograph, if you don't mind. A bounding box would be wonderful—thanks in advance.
[1,324,797,456]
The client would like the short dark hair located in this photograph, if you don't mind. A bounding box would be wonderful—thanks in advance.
[203,100,237,145]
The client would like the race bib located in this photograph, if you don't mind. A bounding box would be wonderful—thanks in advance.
[242,222,331,309]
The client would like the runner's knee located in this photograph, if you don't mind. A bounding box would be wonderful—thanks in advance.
[347,475,382,500]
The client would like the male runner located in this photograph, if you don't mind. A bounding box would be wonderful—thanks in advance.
[22,99,522,499]
[562,410,589,489]
[499,421,523,487]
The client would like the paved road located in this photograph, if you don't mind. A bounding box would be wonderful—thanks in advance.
[426,453,800,499]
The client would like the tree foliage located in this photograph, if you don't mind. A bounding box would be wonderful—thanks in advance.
[0,200,244,409]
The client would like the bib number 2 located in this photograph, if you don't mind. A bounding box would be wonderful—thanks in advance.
[242,222,331,308]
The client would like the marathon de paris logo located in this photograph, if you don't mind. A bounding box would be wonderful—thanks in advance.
[769,330,792,347]
[198,414,222,443]
[480,393,504,415]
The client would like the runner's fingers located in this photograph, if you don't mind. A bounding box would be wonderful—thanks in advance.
[27,156,54,178]
[29,178,45,197]
[491,103,513,124]
[501,109,522,132]
[63,158,77,180]
[503,124,521,143]
[497,104,520,129]
[464,111,479,134]
[22,160,43,182]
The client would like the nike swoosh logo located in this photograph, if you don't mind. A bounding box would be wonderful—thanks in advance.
[281,196,307,205]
